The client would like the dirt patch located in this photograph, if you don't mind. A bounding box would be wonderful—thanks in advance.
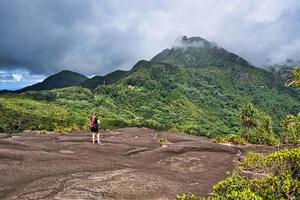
[0,128,244,200]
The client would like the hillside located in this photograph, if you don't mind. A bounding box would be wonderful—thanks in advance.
[0,36,299,137]
[80,70,128,89]
[16,70,88,93]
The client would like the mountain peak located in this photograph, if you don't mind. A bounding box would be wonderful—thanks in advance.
[58,70,73,73]
[173,36,215,49]
[152,36,249,67]
[181,35,207,43]
[56,70,81,75]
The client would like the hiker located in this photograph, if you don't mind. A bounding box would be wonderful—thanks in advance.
[89,113,101,144]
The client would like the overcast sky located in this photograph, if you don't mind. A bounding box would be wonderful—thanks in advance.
[1,0,300,90]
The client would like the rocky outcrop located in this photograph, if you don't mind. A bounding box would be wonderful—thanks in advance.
[0,128,239,200]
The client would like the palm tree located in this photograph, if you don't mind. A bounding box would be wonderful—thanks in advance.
[284,67,300,146]
[285,67,300,87]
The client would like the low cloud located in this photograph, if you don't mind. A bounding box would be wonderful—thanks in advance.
[0,0,300,79]
[268,39,300,65]
[172,36,219,50]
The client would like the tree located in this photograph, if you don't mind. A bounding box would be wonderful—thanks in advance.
[239,103,258,129]
[285,67,300,87]
[239,104,278,145]
[283,66,300,145]
[281,114,300,146]
[255,114,277,145]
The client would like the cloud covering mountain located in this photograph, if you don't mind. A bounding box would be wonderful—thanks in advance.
[0,0,300,89]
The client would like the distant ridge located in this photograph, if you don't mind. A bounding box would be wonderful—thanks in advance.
[16,70,88,93]
[80,70,128,89]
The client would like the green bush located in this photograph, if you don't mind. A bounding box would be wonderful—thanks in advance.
[241,148,300,176]
[281,113,300,146]
[142,119,163,130]
[213,134,247,145]
[179,123,201,135]
[212,172,299,200]
[239,152,265,172]
[266,148,300,176]
[239,104,279,145]
[176,172,299,200]
[100,117,129,129]
[175,193,206,200]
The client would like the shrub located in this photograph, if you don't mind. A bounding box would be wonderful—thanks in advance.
[159,136,168,146]
[175,172,299,199]
[239,104,279,145]
[239,104,258,129]
[38,130,47,134]
[142,119,163,130]
[213,172,299,200]
[213,134,247,145]
[266,148,300,177]
[169,127,180,133]
[250,114,279,145]
[241,148,300,177]
[240,152,266,172]
[175,193,206,200]
[281,114,300,146]
[100,117,129,129]
[179,123,201,135]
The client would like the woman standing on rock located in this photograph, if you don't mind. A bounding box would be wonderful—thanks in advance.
[89,113,101,144]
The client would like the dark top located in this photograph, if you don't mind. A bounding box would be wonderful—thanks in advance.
[90,116,99,132]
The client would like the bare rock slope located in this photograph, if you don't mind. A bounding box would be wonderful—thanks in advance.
[0,128,241,200]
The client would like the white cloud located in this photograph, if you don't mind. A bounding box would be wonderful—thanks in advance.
[12,73,23,82]
[268,39,300,64]
[0,69,45,90]
[246,0,294,23]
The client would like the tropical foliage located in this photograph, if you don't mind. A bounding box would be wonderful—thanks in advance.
[238,104,279,145]
[281,113,300,146]
[285,67,300,87]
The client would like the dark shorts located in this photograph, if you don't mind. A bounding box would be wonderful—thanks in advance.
[90,127,99,133]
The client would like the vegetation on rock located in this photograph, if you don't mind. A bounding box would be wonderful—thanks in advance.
[176,148,300,200]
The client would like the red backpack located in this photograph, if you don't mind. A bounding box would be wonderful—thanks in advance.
[89,117,96,128]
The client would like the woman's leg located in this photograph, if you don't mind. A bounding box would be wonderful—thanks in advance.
[92,133,95,144]
[97,133,100,144]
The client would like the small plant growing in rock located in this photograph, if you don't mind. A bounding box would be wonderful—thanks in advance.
[175,193,205,200]
[159,136,168,147]
[169,127,180,133]
[38,130,47,134]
